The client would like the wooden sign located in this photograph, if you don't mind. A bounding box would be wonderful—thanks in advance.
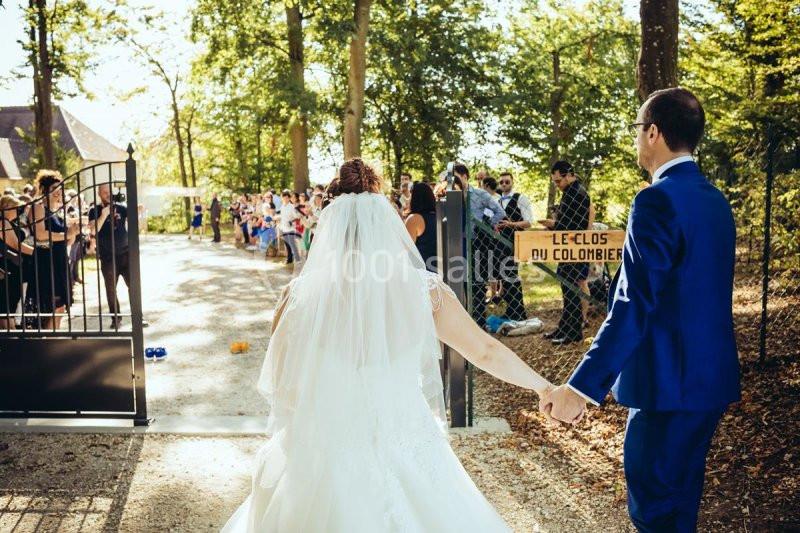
[514,230,626,263]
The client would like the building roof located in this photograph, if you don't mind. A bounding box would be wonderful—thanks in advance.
[0,138,24,180]
[0,105,127,178]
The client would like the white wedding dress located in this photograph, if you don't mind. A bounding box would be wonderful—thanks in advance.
[221,192,511,532]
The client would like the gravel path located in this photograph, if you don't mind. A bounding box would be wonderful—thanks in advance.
[0,432,630,532]
[137,235,293,417]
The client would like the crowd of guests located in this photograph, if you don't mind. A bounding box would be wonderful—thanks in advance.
[225,186,326,265]
[0,170,133,331]
[418,161,601,344]
[213,160,603,344]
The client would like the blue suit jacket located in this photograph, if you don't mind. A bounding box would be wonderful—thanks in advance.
[569,161,740,411]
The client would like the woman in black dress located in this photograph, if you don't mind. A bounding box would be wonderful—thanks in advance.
[0,195,34,330]
[31,170,76,330]
[403,181,438,272]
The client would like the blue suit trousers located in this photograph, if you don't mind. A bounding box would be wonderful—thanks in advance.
[624,408,724,532]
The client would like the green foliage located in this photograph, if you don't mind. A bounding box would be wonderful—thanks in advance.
[190,0,310,191]
[146,197,192,233]
[494,0,640,223]
[17,0,127,99]
[682,0,800,266]
[113,0,798,251]
[360,0,498,183]
[14,126,82,178]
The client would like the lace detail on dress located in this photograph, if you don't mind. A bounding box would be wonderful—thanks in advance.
[422,270,456,312]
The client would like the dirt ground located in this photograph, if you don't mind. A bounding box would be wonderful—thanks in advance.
[475,275,800,532]
[0,431,630,532]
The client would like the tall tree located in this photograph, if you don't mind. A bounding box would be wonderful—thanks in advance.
[681,0,799,262]
[285,2,310,192]
[342,0,372,159]
[183,104,198,189]
[498,0,638,211]
[193,0,315,193]
[17,0,121,170]
[127,34,192,225]
[31,0,54,167]
[361,0,496,183]
[637,0,679,101]
[191,2,299,193]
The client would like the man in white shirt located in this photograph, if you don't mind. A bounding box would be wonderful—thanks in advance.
[496,172,533,228]
[278,190,300,265]
[494,172,531,321]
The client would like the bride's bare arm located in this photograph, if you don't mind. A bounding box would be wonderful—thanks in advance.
[431,283,551,396]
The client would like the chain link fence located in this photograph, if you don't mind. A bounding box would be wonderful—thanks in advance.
[438,158,798,424]
[463,179,618,397]
[731,162,800,364]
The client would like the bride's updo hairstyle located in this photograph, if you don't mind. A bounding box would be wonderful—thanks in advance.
[326,158,382,200]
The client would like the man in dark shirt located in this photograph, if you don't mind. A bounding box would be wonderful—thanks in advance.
[541,161,591,344]
[210,193,222,243]
[88,184,130,328]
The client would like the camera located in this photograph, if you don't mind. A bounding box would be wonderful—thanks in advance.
[445,162,455,190]
[112,191,126,203]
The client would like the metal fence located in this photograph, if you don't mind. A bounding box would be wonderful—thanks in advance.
[436,158,798,426]
[0,146,148,423]
[464,178,613,410]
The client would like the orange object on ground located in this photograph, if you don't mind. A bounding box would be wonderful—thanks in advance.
[229,342,251,354]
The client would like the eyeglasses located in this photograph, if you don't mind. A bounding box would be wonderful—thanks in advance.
[628,122,654,135]
[499,180,512,185]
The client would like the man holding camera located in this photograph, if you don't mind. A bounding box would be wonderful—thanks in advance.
[540,161,591,345]
[88,184,130,329]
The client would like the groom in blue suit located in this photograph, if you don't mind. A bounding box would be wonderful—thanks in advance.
[542,87,740,532]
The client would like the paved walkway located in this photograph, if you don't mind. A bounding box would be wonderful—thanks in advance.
[137,234,293,419]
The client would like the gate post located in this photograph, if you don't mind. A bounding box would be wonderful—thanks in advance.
[125,144,150,425]
[439,190,468,427]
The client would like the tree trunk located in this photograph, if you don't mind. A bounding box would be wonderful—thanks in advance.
[235,137,247,191]
[392,139,403,187]
[547,50,562,212]
[285,3,309,193]
[255,124,263,192]
[185,108,197,189]
[637,0,679,101]
[170,89,191,226]
[343,0,373,159]
[33,0,55,168]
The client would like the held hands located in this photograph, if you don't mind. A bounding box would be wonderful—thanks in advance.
[539,384,586,426]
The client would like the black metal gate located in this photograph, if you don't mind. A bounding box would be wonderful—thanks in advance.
[0,145,148,425]
[436,190,470,427]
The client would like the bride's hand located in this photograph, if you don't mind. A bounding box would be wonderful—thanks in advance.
[536,383,554,401]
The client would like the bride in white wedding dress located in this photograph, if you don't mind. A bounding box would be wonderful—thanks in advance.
[221,159,551,532]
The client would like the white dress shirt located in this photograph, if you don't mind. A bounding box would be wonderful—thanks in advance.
[498,191,533,223]
[278,202,298,234]
[652,155,694,182]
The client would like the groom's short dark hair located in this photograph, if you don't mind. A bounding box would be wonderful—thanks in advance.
[643,87,705,153]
